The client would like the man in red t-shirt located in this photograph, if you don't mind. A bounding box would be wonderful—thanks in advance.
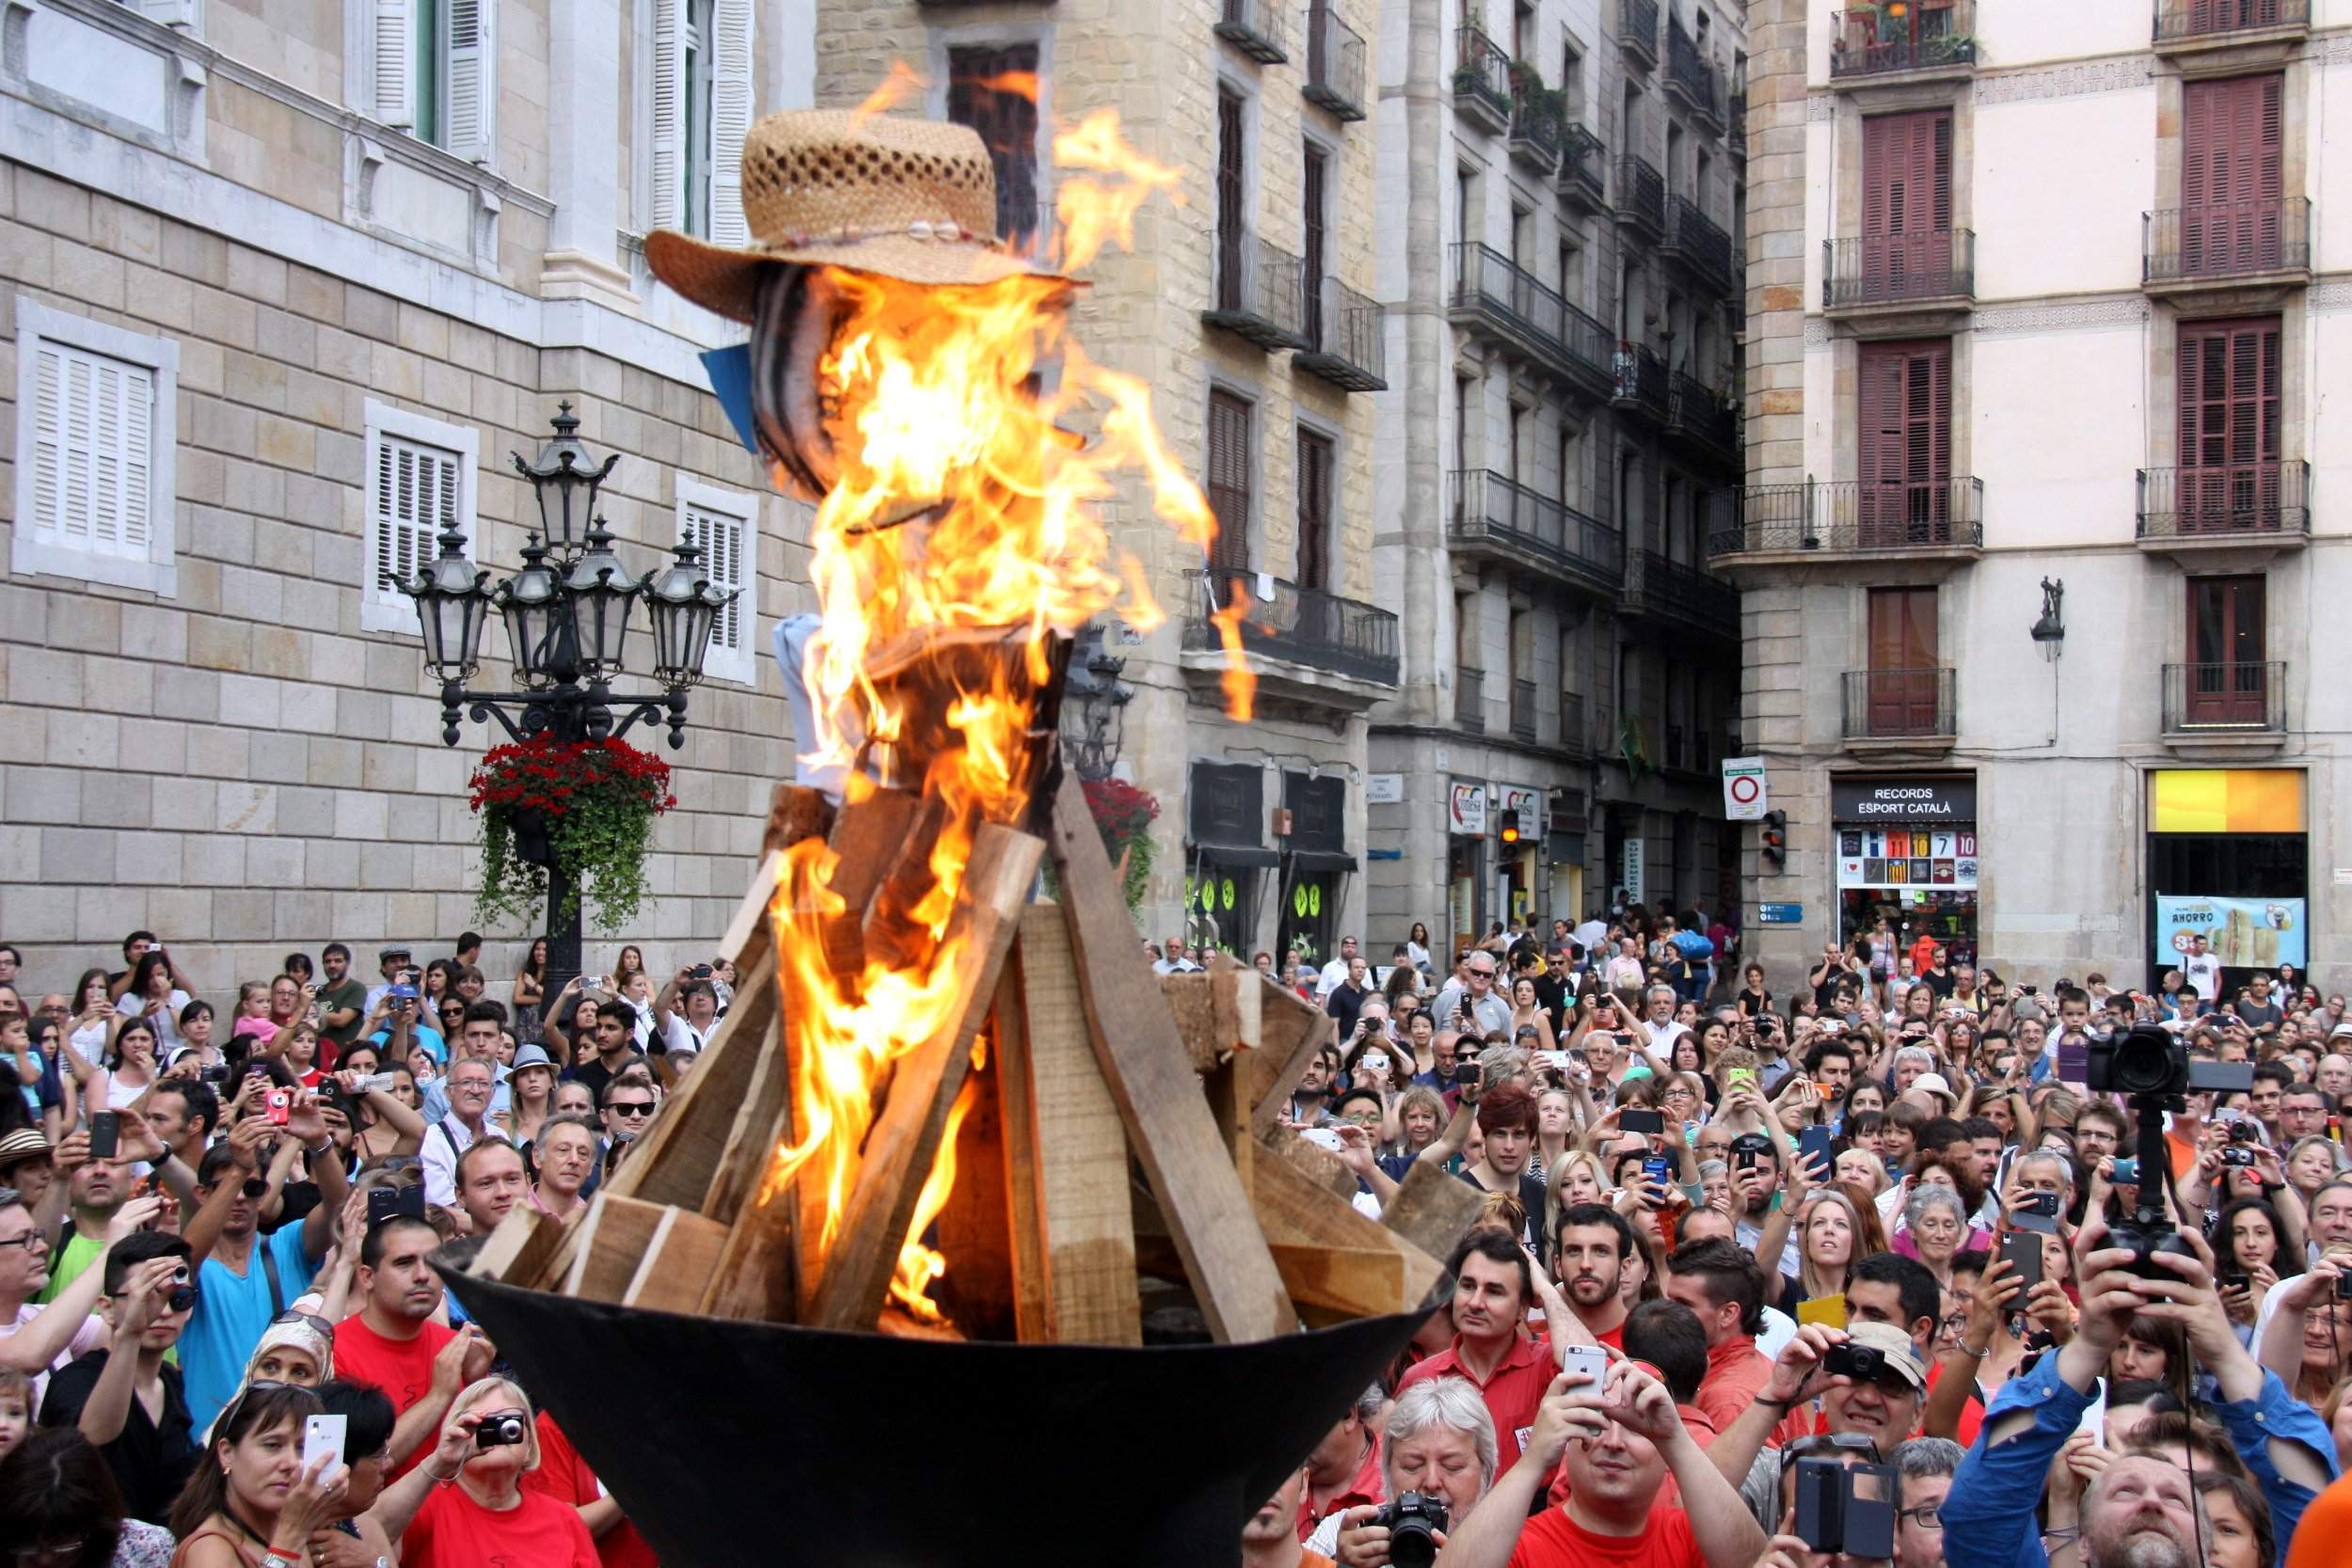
[330,1214,491,1476]
[1397,1232,1557,1472]
[529,1411,662,1568]
[1663,1237,1804,1446]
[1442,1358,1768,1568]
[1295,1383,1384,1542]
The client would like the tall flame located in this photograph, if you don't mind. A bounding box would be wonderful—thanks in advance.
[755,101,1243,1318]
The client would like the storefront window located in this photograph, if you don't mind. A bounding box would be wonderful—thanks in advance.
[1832,776,1979,972]
[2147,768,2306,999]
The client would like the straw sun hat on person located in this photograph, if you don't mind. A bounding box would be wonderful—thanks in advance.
[645,108,1074,322]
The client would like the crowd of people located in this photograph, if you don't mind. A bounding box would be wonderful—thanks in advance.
[1232,905,2352,1568]
[0,930,692,1567]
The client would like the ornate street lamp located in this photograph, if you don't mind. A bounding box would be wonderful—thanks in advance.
[1059,622,1133,782]
[403,406,741,994]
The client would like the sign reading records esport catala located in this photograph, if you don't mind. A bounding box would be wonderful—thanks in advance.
[1831,776,1977,823]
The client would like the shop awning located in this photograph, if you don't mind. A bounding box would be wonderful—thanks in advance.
[1286,849,1359,874]
[1191,842,1282,869]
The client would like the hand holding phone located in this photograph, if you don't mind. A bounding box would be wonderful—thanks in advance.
[302,1413,348,1473]
[87,1111,119,1161]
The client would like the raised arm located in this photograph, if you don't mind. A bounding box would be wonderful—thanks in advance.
[71,1255,178,1445]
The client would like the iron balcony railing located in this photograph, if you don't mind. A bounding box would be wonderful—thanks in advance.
[1561,691,1588,753]
[1184,568,1402,686]
[1831,1,1976,78]
[1613,154,1666,236]
[1824,230,1975,308]
[2162,661,2285,734]
[1842,668,1957,740]
[1664,20,1720,120]
[1305,3,1368,121]
[1455,664,1486,730]
[1206,231,1310,351]
[2154,0,2307,41]
[1560,124,1607,207]
[1667,372,1739,458]
[1295,275,1387,392]
[1510,82,1565,170]
[1636,549,1739,631]
[1611,340,1670,422]
[1707,478,1987,555]
[1446,469,1626,588]
[1512,677,1538,740]
[1621,0,1660,67]
[1449,242,1615,393]
[1454,24,1513,126]
[1215,0,1288,62]
[1664,197,1735,293]
[2144,198,2311,283]
[2137,463,2310,539]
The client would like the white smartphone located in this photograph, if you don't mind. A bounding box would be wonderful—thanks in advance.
[302,1413,347,1472]
[1559,1342,1610,1393]
[1299,1127,1345,1154]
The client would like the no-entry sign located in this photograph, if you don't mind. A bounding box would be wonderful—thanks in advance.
[1723,756,1768,821]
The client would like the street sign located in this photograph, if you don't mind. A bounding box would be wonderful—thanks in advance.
[1366,772,1404,804]
[1759,903,1804,924]
[1723,756,1767,821]
[1621,839,1645,902]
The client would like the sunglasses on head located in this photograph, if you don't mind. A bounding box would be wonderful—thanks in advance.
[271,1309,337,1340]
[1788,1433,1883,1463]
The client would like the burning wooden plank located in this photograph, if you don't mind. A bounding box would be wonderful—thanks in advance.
[600,943,779,1216]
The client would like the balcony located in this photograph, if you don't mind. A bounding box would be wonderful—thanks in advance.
[2161,661,2286,752]
[1662,197,1736,294]
[1448,243,1616,398]
[1215,0,1287,63]
[1446,469,1626,592]
[1560,125,1608,212]
[1620,0,1659,71]
[2153,0,2308,51]
[1454,24,1513,135]
[1509,81,1565,175]
[1511,678,1538,741]
[1456,665,1486,731]
[1613,154,1666,239]
[1666,372,1740,465]
[2137,463,2309,560]
[1205,231,1310,351]
[1181,569,1401,711]
[1295,275,1387,393]
[1842,668,1957,751]
[1664,21,1722,127]
[1304,4,1368,121]
[1823,230,1975,317]
[1611,341,1670,424]
[1830,2,1976,85]
[1631,549,1739,641]
[1706,477,1986,561]
[2143,200,2312,296]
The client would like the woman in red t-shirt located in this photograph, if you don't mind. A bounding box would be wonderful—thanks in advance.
[369,1376,599,1568]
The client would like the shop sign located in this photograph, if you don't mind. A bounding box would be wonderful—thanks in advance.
[1449,782,1487,836]
[1366,772,1404,804]
[1621,839,1645,902]
[1831,776,1976,823]
[2154,895,2306,969]
[1501,786,1541,832]
[1836,827,1978,891]
[1722,757,1768,821]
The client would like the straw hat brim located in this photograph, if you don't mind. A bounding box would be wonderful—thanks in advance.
[647,229,1075,323]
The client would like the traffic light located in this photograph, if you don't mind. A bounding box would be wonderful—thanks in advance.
[1499,808,1520,846]
[1760,810,1788,871]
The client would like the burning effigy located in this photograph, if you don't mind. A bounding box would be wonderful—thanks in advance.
[445,103,1477,1568]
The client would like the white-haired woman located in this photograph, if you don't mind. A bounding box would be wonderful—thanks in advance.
[1899,1183,1970,1290]
[1310,1377,1499,1561]
[366,1376,597,1568]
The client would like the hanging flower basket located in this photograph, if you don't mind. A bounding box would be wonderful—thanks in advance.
[468,736,678,934]
[1081,776,1160,915]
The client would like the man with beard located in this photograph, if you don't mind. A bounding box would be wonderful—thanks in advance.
[1396,1231,1554,1473]
[1942,1219,2335,1568]
[1732,1134,1799,1279]
[1553,1203,1634,1350]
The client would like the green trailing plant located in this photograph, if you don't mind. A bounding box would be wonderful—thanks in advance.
[1082,776,1160,913]
[469,736,677,934]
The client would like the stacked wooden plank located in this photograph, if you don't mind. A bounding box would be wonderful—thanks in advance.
[470,771,1481,1345]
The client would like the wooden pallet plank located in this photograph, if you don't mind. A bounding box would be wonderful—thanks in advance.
[695,1000,790,1226]
[1159,973,1221,1072]
[1047,773,1290,1343]
[468,1205,570,1291]
[598,944,778,1213]
[1251,1145,1448,1318]
[620,1203,733,1313]
[1249,981,1334,1132]
[1268,1241,1413,1324]
[803,823,1045,1331]
[1379,1157,1486,1266]
[563,1191,673,1304]
[718,848,784,966]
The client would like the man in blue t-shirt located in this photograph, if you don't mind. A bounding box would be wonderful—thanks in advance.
[177,1096,347,1434]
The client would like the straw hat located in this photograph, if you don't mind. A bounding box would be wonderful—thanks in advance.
[646,109,1071,322]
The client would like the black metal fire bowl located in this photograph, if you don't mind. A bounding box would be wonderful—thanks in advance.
[443,1267,1425,1568]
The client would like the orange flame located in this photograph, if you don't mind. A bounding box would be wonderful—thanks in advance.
[1053,109,1185,271]
[755,105,1238,1321]
[849,60,927,130]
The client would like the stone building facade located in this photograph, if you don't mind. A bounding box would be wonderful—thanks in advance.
[1730,0,2352,988]
[815,0,1397,970]
[0,0,825,993]
[1368,0,1748,956]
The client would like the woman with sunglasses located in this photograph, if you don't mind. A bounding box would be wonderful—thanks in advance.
[166,1381,343,1568]
[366,1377,598,1568]
[332,1047,425,1164]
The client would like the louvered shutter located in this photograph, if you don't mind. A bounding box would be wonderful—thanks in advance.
[1296,429,1332,591]
[1855,341,1896,543]
[1303,148,1328,350]
[1206,390,1253,572]
[373,0,415,128]
[2178,317,2280,531]
[946,45,1042,250]
[1216,90,1246,311]
[373,436,457,601]
[649,0,686,230]
[445,0,492,164]
[1861,109,1951,301]
[682,504,744,657]
[2184,75,2281,274]
[707,0,754,245]
[31,341,154,560]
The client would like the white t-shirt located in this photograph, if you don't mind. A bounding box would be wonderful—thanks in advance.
[1574,920,1610,957]
[1,1299,106,1409]
[659,1012,711,1057]
[2185,953,2222,1003]
[421,1115,485,1208]
[114,990,192,1052]
[1318,958,1351,1000]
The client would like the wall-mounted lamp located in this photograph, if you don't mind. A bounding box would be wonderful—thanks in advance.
[2030,577,2066,663]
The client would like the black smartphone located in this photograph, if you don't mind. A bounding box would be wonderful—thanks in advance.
[2022,1191,2059,1220]
[87,1111,119,1161]
[1452,1063,1481,1089]
[2000,1230,2043,1292]
[1619,1108,1665,1135]
[2218,1270,2250,1293]
[366,1184,427,1228]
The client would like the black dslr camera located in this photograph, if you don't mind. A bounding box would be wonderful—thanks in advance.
[2086,1024,2253,1098]
[2107,1212,2201,1282]
[474,1413,528,1450]
[1823,1341,1884,1383]
[1373,1491,1451,1568]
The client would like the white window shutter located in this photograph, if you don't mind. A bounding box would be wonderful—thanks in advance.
[446,0,494,165]
[373,0,415,129]
[707,0,755,245]
[682,505,743,656]
[30,342,152,560]
[373,436,454,600]
[649,0,687,230]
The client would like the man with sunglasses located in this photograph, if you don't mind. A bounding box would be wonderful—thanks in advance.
[1443,954,1513,1040]
[179,1094,349,1436]
[601,1081,659,1175]
[40,1230,199,1523]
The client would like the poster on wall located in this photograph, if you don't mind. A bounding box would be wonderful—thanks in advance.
[2154,895,2307,970]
